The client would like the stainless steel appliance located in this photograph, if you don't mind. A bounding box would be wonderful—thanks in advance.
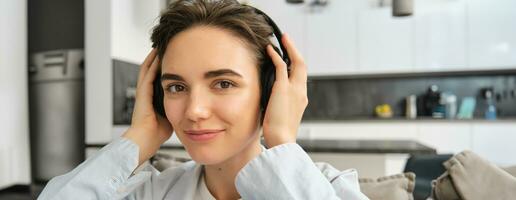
[29,49,85,182]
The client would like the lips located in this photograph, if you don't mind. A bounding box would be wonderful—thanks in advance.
[184,129,224,142]
[185,129,224,135]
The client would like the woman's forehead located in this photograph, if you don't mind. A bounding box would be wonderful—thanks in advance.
[161,26,258,79]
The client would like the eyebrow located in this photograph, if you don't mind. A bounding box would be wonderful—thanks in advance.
[161,68,243,82]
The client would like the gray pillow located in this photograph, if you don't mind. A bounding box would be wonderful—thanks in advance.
[359,172,416,200]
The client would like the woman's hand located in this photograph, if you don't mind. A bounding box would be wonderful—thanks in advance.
[262,33,308,148]
[123,49,174,166]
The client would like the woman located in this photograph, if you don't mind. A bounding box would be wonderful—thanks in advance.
[38,0,369,199]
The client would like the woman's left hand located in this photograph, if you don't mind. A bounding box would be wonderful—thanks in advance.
[262,33,308,148]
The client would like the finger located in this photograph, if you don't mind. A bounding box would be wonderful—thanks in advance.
[267,44,288,82]
[292,63,308,84]
[139,56,160,101]
[144,57,160,86]
[282,34,307,84]
[282,33,304,65]
[137,49,157,88]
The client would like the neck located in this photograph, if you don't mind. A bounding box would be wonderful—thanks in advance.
[203,136,262,200]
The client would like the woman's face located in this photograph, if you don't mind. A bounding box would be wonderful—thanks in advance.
[160,26,262,165]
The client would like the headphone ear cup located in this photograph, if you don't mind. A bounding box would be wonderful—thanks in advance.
[152,69,167,118]
[259,45,285,124]
[260,59,275,114]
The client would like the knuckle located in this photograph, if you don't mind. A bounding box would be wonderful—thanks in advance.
[276,61,287,68]
[302,96,308,104]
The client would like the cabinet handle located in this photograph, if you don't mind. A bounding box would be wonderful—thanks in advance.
[310,0,329,7]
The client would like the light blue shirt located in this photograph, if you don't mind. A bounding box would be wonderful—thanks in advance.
[38,137,369,200]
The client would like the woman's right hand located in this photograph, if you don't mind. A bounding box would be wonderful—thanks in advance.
[123,49,174,166]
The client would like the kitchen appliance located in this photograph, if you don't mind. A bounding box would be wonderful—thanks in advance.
[29,49,85,182]
[420,85,442,117]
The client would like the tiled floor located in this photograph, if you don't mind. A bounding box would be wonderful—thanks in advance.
[0,184,44,200]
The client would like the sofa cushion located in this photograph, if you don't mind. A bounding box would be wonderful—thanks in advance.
[504,166,516,177]
[431,171,461,200]
[432,150,516,200]
[359,172,416,200]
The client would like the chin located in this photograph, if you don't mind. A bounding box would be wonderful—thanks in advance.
[186,146,226,165]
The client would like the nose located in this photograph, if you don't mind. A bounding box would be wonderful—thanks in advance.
[184,87,211,122]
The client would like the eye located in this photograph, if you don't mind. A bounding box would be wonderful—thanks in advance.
[214,80,236,90]
[166,84,186,93]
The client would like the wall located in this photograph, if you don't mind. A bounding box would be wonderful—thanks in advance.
[111,0,161,63]
[0,0,31,189]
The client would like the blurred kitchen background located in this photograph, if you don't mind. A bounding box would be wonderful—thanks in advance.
[1,0,516,199]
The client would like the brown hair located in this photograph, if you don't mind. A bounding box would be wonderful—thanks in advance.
[151,0,273,68]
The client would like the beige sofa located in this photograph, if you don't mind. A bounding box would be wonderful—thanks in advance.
[150,151,516,200]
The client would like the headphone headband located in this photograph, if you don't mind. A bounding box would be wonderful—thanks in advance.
[249,6,291,71]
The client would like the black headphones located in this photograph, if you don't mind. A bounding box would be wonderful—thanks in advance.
[152,5,290,125]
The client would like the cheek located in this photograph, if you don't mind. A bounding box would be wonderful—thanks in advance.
[163,98,184,128]
[214,89,261,124]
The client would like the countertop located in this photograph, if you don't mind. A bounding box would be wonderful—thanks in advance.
[295,139,436,154]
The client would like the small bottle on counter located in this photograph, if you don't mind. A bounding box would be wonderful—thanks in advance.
[405,95,417,119]
[442,92,457,119]
[483,89,497,120]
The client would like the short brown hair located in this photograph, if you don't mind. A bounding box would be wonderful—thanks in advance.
[151,0,273,68]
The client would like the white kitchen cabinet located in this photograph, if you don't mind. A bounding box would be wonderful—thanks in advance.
[0,0,30,189]
[417,123,472,154]
[300,122,419,140]
[85,0,113,144]
[250,0,516,74]
[467,0,516,69]
[413,0,467,71]
[304,0,358,75]
[471,123,516,166]
[356,0,414,73]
